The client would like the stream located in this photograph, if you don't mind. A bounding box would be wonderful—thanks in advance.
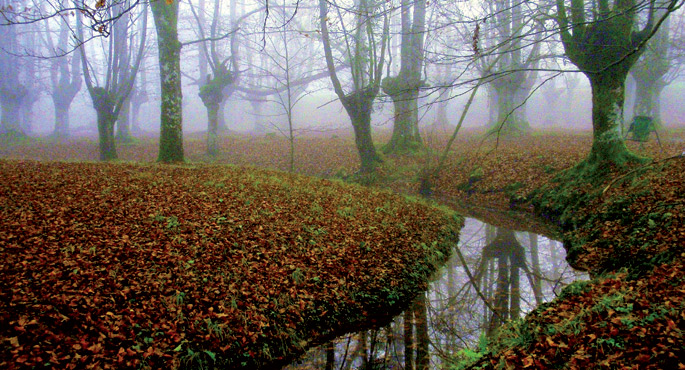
[285,216,589,369]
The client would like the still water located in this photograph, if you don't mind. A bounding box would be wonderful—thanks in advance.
[285,217,588,369]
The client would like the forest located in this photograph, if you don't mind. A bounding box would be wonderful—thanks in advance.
[1,0,684,369]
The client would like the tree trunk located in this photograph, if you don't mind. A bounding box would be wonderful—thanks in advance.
[96,108,118,161]
[415,294,430,370]
[342,91,382,174]
[404,309,414,370]
[152,1,184,163]
[633,77,664,124]
[0,86,27,137]
[351,113,382,174]
[53,104,70,138]
[383,77,423,153]
[206,103,219,156]
[325,341,335,370]
[116,94,133,142]
[586,73,637,166]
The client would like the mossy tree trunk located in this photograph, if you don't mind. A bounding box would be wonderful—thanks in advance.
[342,90,383,174]
[382,0,426,154]
[586,72,636,165]
[152,0,184,163]
[383,77,423,152]
[491,76,531,136]
[555,0,679,168]
[483,0,540,137]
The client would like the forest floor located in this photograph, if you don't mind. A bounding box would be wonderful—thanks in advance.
[1,127,684,369]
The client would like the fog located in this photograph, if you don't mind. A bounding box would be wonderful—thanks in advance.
[2,1,683,142]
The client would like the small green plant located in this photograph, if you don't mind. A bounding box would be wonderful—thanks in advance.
[291,267,305,284]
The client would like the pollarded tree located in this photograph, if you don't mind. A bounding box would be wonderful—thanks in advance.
[319,0,389,175]
[77,0,148,161]
[382,0,427,154]
[555,0,682,168]
[43,15,83,138]
[188,0,237,156]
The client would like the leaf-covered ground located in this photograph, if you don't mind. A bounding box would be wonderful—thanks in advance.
[2,128,684,369]
[0,161,460,369]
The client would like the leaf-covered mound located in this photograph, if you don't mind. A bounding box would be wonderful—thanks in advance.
[0,160,461,369]
[461,156,685,369]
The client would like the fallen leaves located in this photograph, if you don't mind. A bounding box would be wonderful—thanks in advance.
[0,160,460,368]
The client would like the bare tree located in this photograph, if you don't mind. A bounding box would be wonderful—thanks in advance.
[630,12,684,125]
[382,0,427,154]
[77,0,148,160]
[319,0,389,175]
[43,14,83,138]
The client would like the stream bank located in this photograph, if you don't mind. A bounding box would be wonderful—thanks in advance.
[460,156,685,369]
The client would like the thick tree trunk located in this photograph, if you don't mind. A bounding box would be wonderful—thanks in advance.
[383,77,422,153]
[152,1,184,163]
[96,108,118,161]
[351,113,382,174]
[206,103,219,156]
[633,77,664,123]
[586,73,636,166]
[342,92,382,174]
[53,104,70,138]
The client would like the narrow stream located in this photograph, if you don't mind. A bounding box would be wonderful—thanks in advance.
[285,217,589,369]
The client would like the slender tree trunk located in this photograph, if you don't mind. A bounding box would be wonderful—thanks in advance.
[131,98,143,135]
[404,309,414,370]
[528,233,543,305]
[415,294,430,370]
[152,0,184,163]
[325,341,335,370]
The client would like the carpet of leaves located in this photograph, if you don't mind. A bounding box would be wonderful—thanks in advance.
[0,161,460,369]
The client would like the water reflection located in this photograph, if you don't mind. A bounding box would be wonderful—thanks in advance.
[285,218,588,370]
